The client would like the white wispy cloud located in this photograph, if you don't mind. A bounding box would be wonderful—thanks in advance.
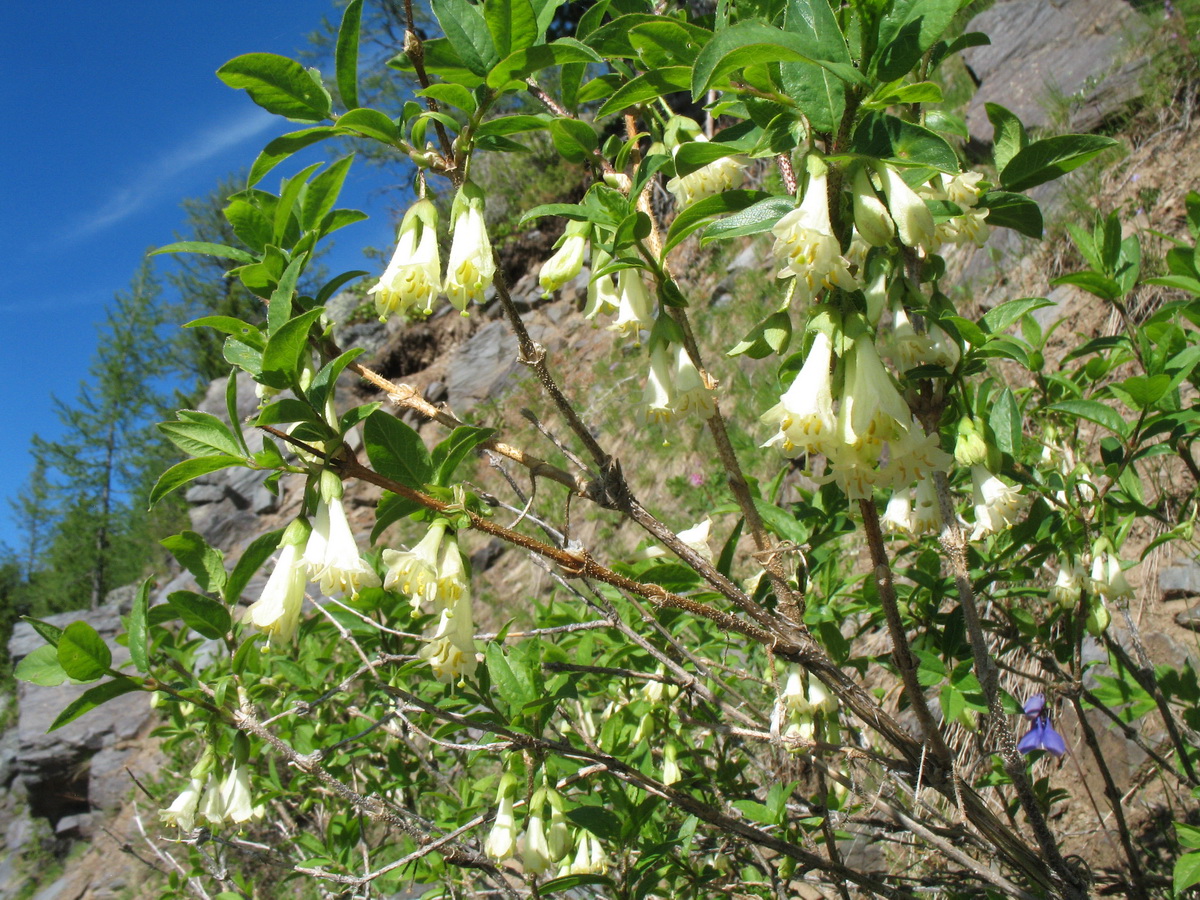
[66,107,277,241]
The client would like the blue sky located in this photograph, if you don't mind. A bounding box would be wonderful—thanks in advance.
[0,2,406,552]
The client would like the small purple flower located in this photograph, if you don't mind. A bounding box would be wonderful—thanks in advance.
[1017,693,1066,758]
[688,472,706,487]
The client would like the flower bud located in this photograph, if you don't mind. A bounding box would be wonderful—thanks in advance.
[851,166,895,247]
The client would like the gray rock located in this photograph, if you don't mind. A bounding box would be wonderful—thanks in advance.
[1160,560,1200,598]
[726,245,760,272]
[5,814,33,855]
[184,483,227,505]
[0,852,19,900]
[962,0,1145,144]
[0,729,18,788]
[87,747,133,813]
[1175,604,1200,632]
[444,321,527,412]
[29,874,75,900]
[53,814,93,839]
[425,381,448,404]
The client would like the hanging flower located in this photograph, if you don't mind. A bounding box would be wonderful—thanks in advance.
[662,743,682,785]
[877,163,936,250]
[666,140,745,208]
[1090,552,1134,602]
[382,520,448,612]
[583,247,620,321]
[761,330,837,458]
[771,164,858,302]
[780,666,813,714]
[807,678,837,715]
[304,485,381,597]
[540,221,589,295]
[969,466,1024,540]
[523,810,553,875]
[840,335,913,450]
[444,181,495,312]
[546,791,572,862]
[608,267,654,341]
[885,419,953,489]
[435,534,470,610]
[419,601,478,684]
[1017,694,1066,758]
[851,166,895,247]
[1051,560,1086,608]
[485,793,518,861]
[241,518,312,646]
[158,777,205,832]
[640,343,676,424]
[639,519,715,565]
[219,761,261,824]
[883,477,942,536]
[368,198,440,320]
[672,345,715,418]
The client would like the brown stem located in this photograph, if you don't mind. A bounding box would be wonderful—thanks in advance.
[858,498,952,766]
[401,0,454,168]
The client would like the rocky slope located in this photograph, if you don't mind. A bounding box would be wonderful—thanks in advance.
[1,1,1192,896]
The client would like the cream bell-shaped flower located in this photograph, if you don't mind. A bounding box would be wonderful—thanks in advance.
[1052,560,1086,608]
[444,182,495,312]
[886,476,943,536]
[638,518,715,565]
[851,166,895,247]
[547,796,572,862]
[1091,552,1134,602]
[886,417,953,488]
[539,220,589,294]
[881,490,914,535]
[760,330,836,458]
[219,762,261,824]
[771,169,858,301]
[306,493,381,597]
[781,666,813,714]
[841,335,913,449]
[199,774,227,825]
[435,535,469,610]
[609,268,654,341]
[523,812,553,875]
[420,601,479,684]
[667,142,745,207]
[382,520,448,612]
[969,466,1024,540]
[877,163,936,250]
[672,345,714,418]
[583,247,620,320]
[807,679,837,715]
[485,795,518,861]
[662,744,682,785]
[242,518,311,646]
[368,198,440,320]
[640,343,676,425]
[159,777,205,832]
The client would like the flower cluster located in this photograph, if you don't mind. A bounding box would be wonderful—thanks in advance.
[639,343,714,424]
[159,746,262,831]
[383,521,478,683]
[771,163,859,303]
[367,182,496,322]
[773,666,838,747]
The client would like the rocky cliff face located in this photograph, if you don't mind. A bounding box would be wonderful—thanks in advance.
[0,2,1175,895]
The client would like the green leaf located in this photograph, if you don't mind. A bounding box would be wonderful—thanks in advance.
[254,398,317,427]
[565,806,623,840]
[302,156,355,233]
[150,455,245,508]
[223,199,274,254]
[432,426,497,486]
[485,0,538,59]
[267,256,305,334]
[663,190,771,256]
[691,21,864,97]
[549,118,598,163]
[167,591,233,640]
[673,140,742,179]
[851,113,958,171]
[151,241,257,264]
[335,0,362,110]
[1049,400,1128,437]
[20,616,63,647]
[474,114,551,137]
[1111,374,1171,411]
[872,0,959,82]
[431,0,498,77]
[128,576,153,674]
[336,107,401,143]
[1000,134,1119,193]
[158,412,244,459]
[989,388,1023,456]
[363,410,433,490]
[703,194,796,242]
[49,678,142,733]
[1176,852,1200,895]
[57,621,113,682]
[217,53,333,122]
[1050,271,1121,301]
[540,875,616,894]
[185,316,265,347]
[486,644,530,713]
[226,529,285,605]
[260,308,325,390]
[597,67,692,117]
[867,80,943,107]
[161,532,227,595]
[371,491,424,543]
[1177,823,1200,851]
[977,191,1043,239]
[247,127,338,187]
[15,645,67,687]
[981,297,1055,335]
[779,0,851,132]
[985,103,1027,173]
